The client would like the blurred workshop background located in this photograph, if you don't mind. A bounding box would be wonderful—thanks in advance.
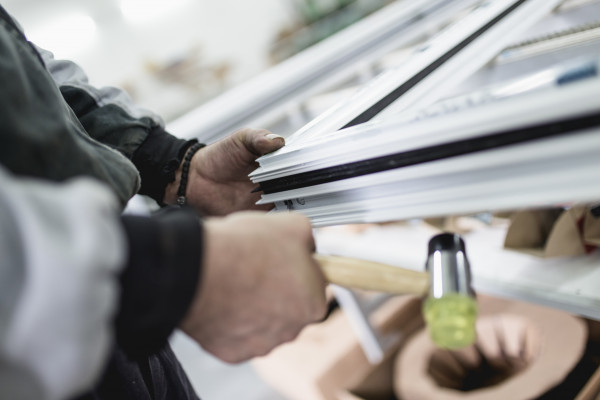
[1,0,392,122]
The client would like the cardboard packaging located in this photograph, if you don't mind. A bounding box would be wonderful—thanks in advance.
[504,206,600,258]
[583,207,600,247]
[254,295,595,400]
[253,295,423,400]
[393,299,586,399]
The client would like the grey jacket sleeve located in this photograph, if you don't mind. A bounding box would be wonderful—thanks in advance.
[0,166,126,400]
[36,45,165,158]
[37,47,198,204]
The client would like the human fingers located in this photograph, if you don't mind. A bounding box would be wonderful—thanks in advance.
[235,128,285,157]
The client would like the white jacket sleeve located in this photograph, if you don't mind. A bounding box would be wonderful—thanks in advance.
[0,165,126,400]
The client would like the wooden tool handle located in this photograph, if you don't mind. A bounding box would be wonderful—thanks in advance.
[314,254,429,296]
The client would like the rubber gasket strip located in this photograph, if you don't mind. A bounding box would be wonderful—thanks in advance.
[259,111,600,194]
[341,0,529,129]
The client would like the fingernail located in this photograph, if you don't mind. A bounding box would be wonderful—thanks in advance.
[266,133,285,141]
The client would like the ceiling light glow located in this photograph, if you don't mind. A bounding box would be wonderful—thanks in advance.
[26,13,97,58]
[119,0,191,25]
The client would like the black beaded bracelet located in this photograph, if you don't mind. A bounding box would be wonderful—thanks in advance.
[176,142,205,206]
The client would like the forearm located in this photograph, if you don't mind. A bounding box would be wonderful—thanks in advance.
[38,46,198,204]
[37,44,164,159]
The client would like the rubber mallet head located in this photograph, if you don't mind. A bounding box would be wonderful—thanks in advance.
[423,233,477,349]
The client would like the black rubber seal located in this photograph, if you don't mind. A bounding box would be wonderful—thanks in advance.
[259,111,600,194]
[341,0,529,129]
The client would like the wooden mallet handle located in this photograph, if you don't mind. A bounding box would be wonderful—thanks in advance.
[314,254,429,296]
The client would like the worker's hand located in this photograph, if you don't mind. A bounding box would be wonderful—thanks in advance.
[164,128,285,215]
[179,211,327,363]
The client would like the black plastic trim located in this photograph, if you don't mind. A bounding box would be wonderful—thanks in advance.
[259,111,600,194]
[341,0,529,129]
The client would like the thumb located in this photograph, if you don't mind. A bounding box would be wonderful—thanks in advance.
[244,130,286,156]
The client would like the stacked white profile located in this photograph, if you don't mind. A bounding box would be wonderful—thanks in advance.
[251,0,600,226]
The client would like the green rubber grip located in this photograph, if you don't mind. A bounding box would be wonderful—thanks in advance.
[423,294,478,349]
